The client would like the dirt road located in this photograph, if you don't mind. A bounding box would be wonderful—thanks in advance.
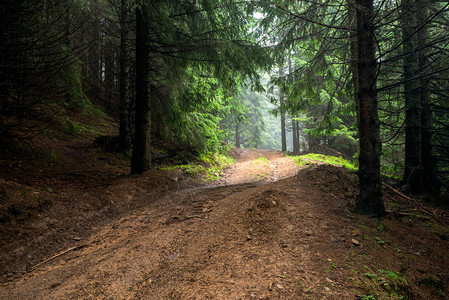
[1,149,448,299]
[216,148,299,185]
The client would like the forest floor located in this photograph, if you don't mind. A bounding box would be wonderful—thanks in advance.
[1,123,449,299]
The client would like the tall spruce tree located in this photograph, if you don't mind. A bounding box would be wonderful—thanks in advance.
[131,1,151,174]
[354,0,385,216]
[401,0,423,193]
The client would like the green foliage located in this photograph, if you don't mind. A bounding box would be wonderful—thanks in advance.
[186,112,227,154]
[265,9,359,155]
[142,0,272,155]
[354,266,409,299]
[374,237,385,245]
[290,153,357,170]
[152,68,232,154]
[360,295,376,300]
[377,222,384,232]
[159,153,234,181]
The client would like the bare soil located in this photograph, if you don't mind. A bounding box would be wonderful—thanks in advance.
[1,137,449,299]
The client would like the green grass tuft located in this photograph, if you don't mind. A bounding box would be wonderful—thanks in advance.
[290,153,357,170]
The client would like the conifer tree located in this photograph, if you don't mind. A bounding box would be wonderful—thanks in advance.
[353,0,385,216]
[131,1,151,174]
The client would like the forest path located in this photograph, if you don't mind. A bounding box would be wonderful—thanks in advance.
[215,148,300,186]
[1,149,447,299]
[0,149,350,299]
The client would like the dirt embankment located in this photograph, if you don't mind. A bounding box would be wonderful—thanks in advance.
[1,147,449,299]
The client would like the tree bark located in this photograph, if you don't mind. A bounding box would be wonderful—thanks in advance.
[131,3,151,174]
[402,0,423,193]
[417,0,439,193]
[292,117,300,155]
[280,96,287,152]
[292,117,296,154]
[354,0,385,217]
[278,65,287,152]
[296,117,301,152]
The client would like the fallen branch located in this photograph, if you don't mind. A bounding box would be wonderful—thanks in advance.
[382,183,415,202]
[385,209,432,221]
[383,183,445,223]
[30,244,88,271]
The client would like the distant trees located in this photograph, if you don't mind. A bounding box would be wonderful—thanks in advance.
[221,88,269,149]
[399,0,445,194]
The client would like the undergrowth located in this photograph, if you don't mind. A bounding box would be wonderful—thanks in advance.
[353,266,409,299]
[158,153,234,181]
[290,153,402,181]
[290,153,357,170]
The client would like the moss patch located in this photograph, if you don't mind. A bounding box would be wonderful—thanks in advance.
[290,153,357,170]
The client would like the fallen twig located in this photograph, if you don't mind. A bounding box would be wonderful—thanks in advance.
[30,244,88,271]
[181,215,204,221]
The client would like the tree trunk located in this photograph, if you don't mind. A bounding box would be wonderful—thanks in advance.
[235,122,241,148]
[402,0,423,193]
[280,96,287,152]
[417,0,439,193]
[131,3,151,174]
[278,65,287,152]
[292,117,296,154]
[354,0,385,217]
[296,117,301,152]
[292,117,300,155]
[119,0,130,152]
